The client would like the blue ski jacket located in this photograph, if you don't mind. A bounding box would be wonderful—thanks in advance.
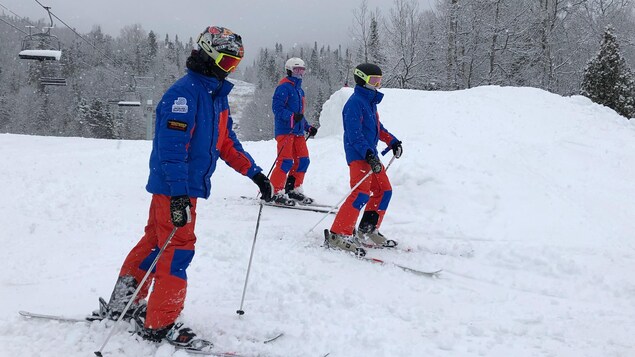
[342,85,399,164]
[146,70,262,199]
[272,76,311,136]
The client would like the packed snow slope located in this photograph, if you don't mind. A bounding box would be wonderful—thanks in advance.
[1,86,634,357]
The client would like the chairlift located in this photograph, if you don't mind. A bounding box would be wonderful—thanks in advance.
[117,91,141,107]
[18,6,67,87]
[18,6,62,62]
[116,77,145,107]
[40,76,67,86]
[117,100,141,107]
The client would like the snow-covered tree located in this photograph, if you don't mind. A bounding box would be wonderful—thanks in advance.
[580,26,635,118]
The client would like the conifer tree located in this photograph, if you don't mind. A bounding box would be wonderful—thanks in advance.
[581,26,635,118]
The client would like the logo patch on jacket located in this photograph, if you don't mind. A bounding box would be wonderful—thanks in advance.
[172,97,188,113]
[167,120,188,131]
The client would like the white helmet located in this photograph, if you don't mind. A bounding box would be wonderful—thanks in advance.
[285,57,306,72]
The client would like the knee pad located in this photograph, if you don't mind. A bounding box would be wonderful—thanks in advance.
[297,157,310,172]
[170,249,195,280]
[378,190,392,211]
[352,193,370,210]
[280,159,293,173]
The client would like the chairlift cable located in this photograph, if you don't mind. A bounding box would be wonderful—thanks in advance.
[0,16,29,35]
[33,0,126,80]
[0,1,33,35]
[0,1,31,22]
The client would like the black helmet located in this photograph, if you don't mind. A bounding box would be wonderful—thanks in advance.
[188,26,244,79]
[354,63,382,87]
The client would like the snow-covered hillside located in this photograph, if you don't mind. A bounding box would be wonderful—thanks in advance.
[227,78,256,126]
[1,86,634,357]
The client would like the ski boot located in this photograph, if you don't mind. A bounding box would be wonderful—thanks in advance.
[285,176,314,204]
[132,308,213,352]
[356,228,398,248]
[357,211,398,248]
[287,188,314,205]
[271,191,296,206]
[92,275,144,321]
[324,229,366,257]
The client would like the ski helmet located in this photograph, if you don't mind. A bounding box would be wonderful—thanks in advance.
[196,26,244,73]
[285,57,306,77]
[354,63,382,88]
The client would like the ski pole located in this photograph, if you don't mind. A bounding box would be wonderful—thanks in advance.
[264,123,299,178]
[95,226,178,357]
[236,201,264,316]
[236,123,300,316]
[306,153,397,236]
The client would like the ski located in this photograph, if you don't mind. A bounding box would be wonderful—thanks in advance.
[239,196,337,214]
[19,310,102,323]
[177,349,253,356]
[361,257,442,277]
[358,241,414,253]
[19,311,282,356]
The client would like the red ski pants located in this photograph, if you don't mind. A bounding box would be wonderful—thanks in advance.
[330,160,393,236]
[269,134,310,193]
[119,194,197,329]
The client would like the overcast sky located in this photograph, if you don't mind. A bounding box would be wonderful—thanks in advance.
[1,0,434,64]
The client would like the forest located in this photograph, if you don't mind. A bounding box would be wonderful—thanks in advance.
[1,0,634,140]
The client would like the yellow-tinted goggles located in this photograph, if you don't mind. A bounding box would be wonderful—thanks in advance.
[198,35,242,73]
[210,47,241,73]
[354,68,382,87]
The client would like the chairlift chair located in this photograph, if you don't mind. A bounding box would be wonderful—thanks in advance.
[40,76,67,86]
[18,32,62,61]
[117,100,141,107]
[18,8,62,62]
[17,7,67,86]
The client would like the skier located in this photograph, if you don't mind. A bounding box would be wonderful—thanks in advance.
[324,63,403,256]
[92,26,274,351]
[270,57,318,206]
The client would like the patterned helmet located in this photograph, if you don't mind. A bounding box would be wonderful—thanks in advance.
[197,26,244,59]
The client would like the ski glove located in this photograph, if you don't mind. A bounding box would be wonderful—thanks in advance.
[365,150,383,174]
[292,113,304,124]
[170,195,192,227]
[252,172,274,202]
[391,140,403,159]
[307,126,318,138]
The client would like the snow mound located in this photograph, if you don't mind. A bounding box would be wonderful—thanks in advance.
[1,85,634,357]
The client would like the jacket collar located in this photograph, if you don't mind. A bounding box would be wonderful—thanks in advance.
[279,75,302,87]
[354,84,383,104]
[188,69,234,97]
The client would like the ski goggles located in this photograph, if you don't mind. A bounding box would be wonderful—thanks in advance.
[210,47,242,73]
[354,68,382,88]
[292,67,306,76]
[198,36,242,73]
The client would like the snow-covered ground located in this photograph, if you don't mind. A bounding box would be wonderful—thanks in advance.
[1,86,634,357]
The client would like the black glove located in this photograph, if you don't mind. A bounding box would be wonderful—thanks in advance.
[292,113,304,124]
[391,140,403,159]
[365,150,383,174]
[170,195,192,227]
[252,172,273,202]
[307,126,318,138]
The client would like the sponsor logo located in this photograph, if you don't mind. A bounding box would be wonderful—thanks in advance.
[167,120,188,131]
[172,97,188,113]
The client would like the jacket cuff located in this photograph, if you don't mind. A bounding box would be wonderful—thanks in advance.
[246,166,262,179]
